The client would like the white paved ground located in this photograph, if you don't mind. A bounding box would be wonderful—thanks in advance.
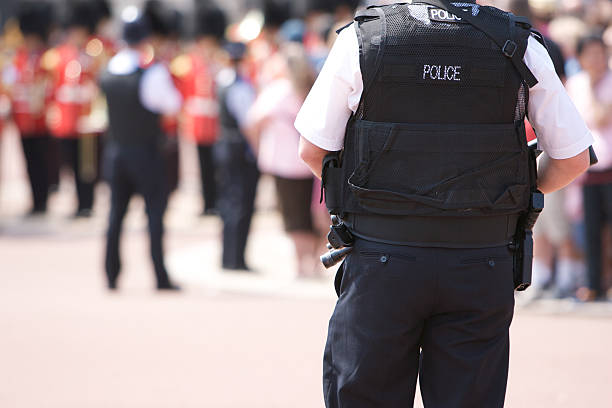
[1,127,612,407]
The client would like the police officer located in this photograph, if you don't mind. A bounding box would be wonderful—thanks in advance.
[296,1,593,406]
[99,12,182,291]
[215,42,259,271]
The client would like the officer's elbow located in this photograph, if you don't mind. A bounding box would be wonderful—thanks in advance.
[299,136,327,178]
[570,148,591,176]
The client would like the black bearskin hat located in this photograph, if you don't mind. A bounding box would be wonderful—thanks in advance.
[65,0,98,34]
[143,0,172,37]
[307,0,360,14]
[194,3,227,40]
[18,1,54,40]
[263,0,291,29]
[92,0,112,23]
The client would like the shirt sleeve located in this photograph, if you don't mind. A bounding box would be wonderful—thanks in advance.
[294,24,363,151]
[227,81,256,128]
[525,36,594,159]
[140,63,183,115]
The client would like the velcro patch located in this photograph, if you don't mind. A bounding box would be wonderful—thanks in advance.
[428,7,468,23]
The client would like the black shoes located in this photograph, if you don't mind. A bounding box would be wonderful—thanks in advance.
[74,209,93,218]
[106,281,181,291]
[223,263,252,272]
[156,282,181,291]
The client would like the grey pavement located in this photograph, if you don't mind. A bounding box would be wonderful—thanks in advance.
[1,128,612,407]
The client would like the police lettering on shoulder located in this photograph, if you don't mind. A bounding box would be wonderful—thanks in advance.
[296,0,593,407]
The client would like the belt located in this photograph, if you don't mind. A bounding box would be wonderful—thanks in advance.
[345,213,519,248]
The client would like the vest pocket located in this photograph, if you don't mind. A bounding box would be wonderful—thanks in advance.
[347,120,530,216]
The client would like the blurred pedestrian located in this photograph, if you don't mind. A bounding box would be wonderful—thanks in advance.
[567,34,612,300]
[144,0,184,194]
[246,43,320,278]
[215,42,259,271]
[99,11,182,291]
[43,0,100,217]
[173,3,228,215]
[4,1,54,216]
[248,0,291,89]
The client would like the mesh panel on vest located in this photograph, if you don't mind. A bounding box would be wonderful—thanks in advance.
[340,3,532,219]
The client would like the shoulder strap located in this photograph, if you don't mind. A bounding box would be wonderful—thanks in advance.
[354,6,386,119]
[336,21,354,35]
[529,28,547,49]
[414,0,538,88]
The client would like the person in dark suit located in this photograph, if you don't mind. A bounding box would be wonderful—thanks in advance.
[99,12,182,290]
[215,42,259,271]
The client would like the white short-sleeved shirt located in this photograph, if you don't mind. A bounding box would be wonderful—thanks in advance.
[107,49,182,116]
[295,23,593,160]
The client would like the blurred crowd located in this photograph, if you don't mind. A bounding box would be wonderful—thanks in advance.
[0,0,612,297]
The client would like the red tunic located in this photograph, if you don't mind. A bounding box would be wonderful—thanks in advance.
[10,47,51,135]
[44,43,96,138]
[172,51,219,145]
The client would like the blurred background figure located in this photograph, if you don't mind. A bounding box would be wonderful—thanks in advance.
[507,0,585,300]
[0,0,611,302]
[3,1,54,216]
[246,42,320,278]
[43,0,101,217]
[173,2,227,215]
[99,9,182,291]
[143,0,183,195]
[215,41,258,271]
[567,34,612,301]
[247,0,291,89]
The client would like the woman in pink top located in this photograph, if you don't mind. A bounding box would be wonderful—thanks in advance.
[246,44,321,278]
[566,34,612,300]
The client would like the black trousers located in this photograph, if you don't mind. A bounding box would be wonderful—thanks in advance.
[104,146,171,287]
[164,136,180,193]
[58,137,96,212]
[197,144,217,212]
[214,140,259,269]
[324,239,515,408]
[582,183,612,296]
[20,134,51,212]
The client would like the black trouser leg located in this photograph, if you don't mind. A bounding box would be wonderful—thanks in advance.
[216,141,259,268]
[164,136,179,193]
[21,135,50,212]
[197,144,217,212]
[76,136,96,211]
[583,184,604,296]
[59,138,95,212]
[143,188,170,286]
[105,154,133,287]
[419,247,515,408]
[47,137,61,190]
[136,154,170,286]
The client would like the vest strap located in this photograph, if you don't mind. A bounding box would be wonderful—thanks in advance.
[345,213,519,248]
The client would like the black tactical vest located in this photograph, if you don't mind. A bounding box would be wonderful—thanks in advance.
[325,1,540,247]
[99,68,164,150]
[217,74,242,143]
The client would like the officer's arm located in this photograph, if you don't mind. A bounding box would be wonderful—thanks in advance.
[537,148,590,194]
[299,136,331,179]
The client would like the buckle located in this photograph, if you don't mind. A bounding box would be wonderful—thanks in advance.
[503,40,517,58]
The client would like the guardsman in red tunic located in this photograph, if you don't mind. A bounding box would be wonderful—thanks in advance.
[5,1,54,215]
[43,0,99,217]
[172,4,227,215]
